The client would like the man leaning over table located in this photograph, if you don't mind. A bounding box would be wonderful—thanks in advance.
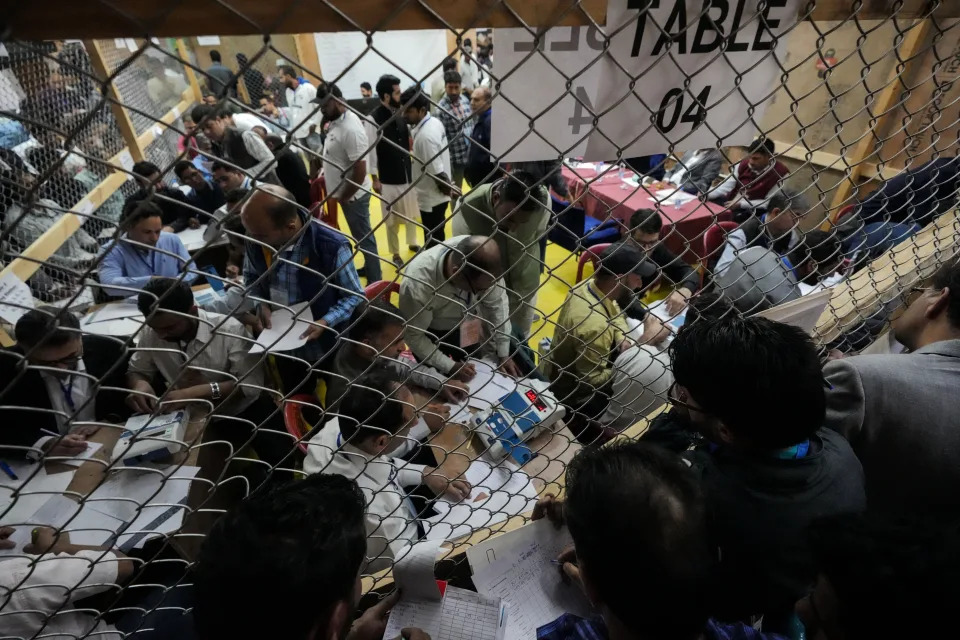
[240,184,365,396]
[453,169,550,340]
[99,201,199,298]
[0,308,129,459]
[400,234,522,382]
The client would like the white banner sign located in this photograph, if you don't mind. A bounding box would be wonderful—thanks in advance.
[494,0,800,161]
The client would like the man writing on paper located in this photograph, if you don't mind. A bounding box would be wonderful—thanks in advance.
[98,201,198,297]
[194,473,431,640]
[544,244,667,430]
[302,370,470,572]
[400,235,521,381]
[127,278,294,474]
[453,170,549,340]
[0,308,128,458]
[326,301,468,412]
[241,184,364,395]
[532,442,790,640]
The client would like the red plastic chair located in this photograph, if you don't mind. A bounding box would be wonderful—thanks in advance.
[575,242,612,283]
[310,175,340,230]
[821,204,855,231]
[282,394,318,454]
[365,280,401,303]
[702,221,740,261]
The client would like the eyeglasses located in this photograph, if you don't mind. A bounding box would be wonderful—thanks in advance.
[667,381,699,413]
[32,344,84,368]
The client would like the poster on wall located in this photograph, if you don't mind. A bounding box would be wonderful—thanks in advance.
[313,30,449,101]
[494,0,802,161]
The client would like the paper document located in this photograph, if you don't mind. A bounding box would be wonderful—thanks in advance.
[81,303,144,336]
[249,302,316,353]
[754,287,832,335]
[383,585,505,640]
[470,520,593,640]
[393,539,444,601]
[0,271,34,324]
[646,299,687,331]
[653,188,697,206]
[0,461,73,524]
[465,359,519,410]
[86,465,201,524]
[423,460,537,542]
[0,495,125,556]
[46,441,103,468]
[194,288,224,307]
[177,225,222,251]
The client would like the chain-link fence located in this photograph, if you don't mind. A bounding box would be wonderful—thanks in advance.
[1,0,959,636]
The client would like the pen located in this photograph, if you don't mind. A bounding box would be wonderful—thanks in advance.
[0,461,19,481]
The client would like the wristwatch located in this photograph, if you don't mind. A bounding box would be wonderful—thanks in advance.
[209,381,222,400]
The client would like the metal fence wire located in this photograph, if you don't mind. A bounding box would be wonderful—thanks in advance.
[1,0,959,636]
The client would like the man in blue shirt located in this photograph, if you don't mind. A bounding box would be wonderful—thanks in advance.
[465,86,496,187]
[533,442,788,640]
[99,201,197,297]
[241,184,364,397]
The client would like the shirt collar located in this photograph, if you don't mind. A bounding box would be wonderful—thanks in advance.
[188,309,215,346]
[412,113,432,136]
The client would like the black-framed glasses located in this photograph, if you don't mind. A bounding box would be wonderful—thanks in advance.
[32,344,84,368]
[667,381,699,413]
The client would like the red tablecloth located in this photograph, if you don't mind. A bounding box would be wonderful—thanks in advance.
[562,166,730,261]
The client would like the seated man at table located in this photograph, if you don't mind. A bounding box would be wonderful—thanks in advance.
[658,148,724,195]
[544,244,665,432]
[326,300,468,412]
[240,184,364,396]
[713,186,806,276]
[452,169,550,339]
[670,314,865,632]
[715,229,843,313]
[532,442,789,640]
[0,308,129,458]
[174,159,225,218]
[620,208,701,315]
[98,201,199,297]
[127,277,295,475]
[211,160,254,194]
[193,473,431,640]
[709,138,790,221]
[400,235,522,381]
[302,369,470,572]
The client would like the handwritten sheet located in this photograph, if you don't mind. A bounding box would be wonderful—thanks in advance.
[383,586,505,640]
[469,520,593,640]
[0,271,34,324]
[47,441,104,468]
[249,302,316,353]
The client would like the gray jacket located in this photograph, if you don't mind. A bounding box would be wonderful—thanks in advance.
[664,149,724,194]
[714,246,800,314]
[823,339,960,515]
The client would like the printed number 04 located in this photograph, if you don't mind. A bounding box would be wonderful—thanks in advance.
[655,86,712,134]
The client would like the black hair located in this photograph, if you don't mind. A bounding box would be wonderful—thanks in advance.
[808,513,960,640]
[788,230,841,281]
[191,104,212,125]
[463,38,473,47]
[748,138,775,156]
[15,307,80,349]
[132,161,160,179]
[497,170,540,213]
[279,65,297,79]
[209,50,222,63]
[121,200,164,229]
[596,243,656,282]
[399,85,429,112]
[315,82,343,101]
[684,290,734,326]
[767,185,809,216]
[211,160,241,174]
[193,473,367,640]
[264,134,284,150]
[375,75,401,102]
[360,81,372,91]
[670,315,826,449]
[630,208,663,235]
[443,70,462,85]
[339,369,408,444]
[931,258,960,328]
[224,187,249,207]
[347,300,404,343]
[565,442,712,640]
[174,160,195,179]
[442,57,458,72]
[137,277,194,317]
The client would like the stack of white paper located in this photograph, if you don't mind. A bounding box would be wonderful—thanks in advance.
[249,302,316,353]
[80,302,144,336]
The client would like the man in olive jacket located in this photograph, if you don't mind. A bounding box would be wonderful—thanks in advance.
[452,170,549,339]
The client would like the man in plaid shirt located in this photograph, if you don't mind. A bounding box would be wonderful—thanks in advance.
[435,70,472,197]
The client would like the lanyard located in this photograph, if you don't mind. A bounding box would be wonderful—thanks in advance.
[586,282,614,321]
[58,378,76,412]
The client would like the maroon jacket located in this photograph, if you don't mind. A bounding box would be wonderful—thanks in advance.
[735,159,790,201]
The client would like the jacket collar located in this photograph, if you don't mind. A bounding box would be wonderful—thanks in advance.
[913,338,960,358]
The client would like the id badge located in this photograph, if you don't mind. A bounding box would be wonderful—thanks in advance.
[460,315,482,348]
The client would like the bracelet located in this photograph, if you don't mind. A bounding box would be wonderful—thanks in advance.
[210,381,222,400]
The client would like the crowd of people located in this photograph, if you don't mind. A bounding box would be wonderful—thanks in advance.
[2,35,960,640]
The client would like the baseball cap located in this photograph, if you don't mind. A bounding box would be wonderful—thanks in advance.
[309,81,340,105]
[598,243,658,281]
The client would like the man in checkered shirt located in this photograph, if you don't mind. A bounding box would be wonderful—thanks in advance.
[435,70,473,200]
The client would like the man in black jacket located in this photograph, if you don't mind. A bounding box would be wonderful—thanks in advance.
[0,309,130,458]
[263,133,312,209]
[670,314,865,634]
[124,161,200,233]
[619,208,701,315]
